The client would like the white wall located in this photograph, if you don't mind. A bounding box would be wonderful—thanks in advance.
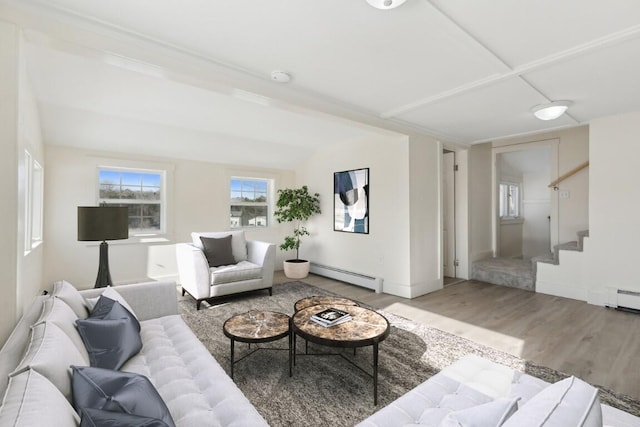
[0,22,46,344]
[0,20,19,344]
[17,36,45,314]
[522,171,551,258]
[499,222,523,258]
[536,112,640,304]
[497,159,523,258]
[409,135,444,296]
[297,135,415,297]
[468,143,493,262]
[44,145,294,289]
[585,112,640,302]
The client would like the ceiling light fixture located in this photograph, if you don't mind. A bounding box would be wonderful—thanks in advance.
[271,70,292,83]
[531,101,572,121]
[366,0,408,10]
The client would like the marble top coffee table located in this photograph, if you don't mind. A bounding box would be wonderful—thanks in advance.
[291,304,390,405]
[294,295,359,312]
[223,310,291,379]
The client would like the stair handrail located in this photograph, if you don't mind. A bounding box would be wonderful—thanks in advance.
[548,161,589,189]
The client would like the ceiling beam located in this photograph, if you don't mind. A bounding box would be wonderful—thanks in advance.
[382,2,640,119]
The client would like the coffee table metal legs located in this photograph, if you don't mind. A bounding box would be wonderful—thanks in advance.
[373,342,379,406]
[291,332,381,406]
[230,335,292,379]
[289,329,293,377]
[230,338,235,379]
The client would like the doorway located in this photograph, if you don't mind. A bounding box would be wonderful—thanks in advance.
[442,149,457,282]
[492,140,559,259]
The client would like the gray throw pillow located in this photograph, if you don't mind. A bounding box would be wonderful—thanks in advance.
[91,296,140,331]
[75,298,142,370]
[72,366,175,427]
[80,408,170,427]
[200,235,236,267]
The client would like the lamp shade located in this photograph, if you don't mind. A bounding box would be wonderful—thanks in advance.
[78,206,129,242]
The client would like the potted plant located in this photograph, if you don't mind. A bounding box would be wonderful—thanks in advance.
[274,185,321,279]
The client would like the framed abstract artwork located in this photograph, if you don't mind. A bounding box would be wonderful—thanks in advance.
[333,168,369,234]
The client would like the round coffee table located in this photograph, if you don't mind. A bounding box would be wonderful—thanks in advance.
[294,295,359,312]
[223,310,291,379]
[291,304,390,405]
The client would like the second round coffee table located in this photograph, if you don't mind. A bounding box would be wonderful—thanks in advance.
[294,295,359,312]
[291,304,390,405]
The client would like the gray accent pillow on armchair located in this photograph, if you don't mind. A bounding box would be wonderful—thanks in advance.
[200,235,236,267]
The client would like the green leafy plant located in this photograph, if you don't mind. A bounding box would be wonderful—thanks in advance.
[274,186,321,261]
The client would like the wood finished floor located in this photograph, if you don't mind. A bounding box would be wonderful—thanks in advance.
[274,272,640,400]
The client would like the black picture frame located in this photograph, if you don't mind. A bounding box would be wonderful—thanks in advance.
[333,168,369,234]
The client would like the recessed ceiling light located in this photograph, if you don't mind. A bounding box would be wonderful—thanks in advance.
[270,70,292,83]
[531,101,572,121]
[366,0,408,10]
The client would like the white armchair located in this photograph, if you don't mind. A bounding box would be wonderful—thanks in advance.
[176,231,276,310]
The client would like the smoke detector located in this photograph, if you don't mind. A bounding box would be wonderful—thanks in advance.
[270,70,292,83]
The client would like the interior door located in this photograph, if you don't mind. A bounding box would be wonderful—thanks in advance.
[443,151,456,277]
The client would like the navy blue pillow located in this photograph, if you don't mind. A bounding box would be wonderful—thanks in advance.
[91,296,140,331]
[76,298,142,370]
[72,366,175,427]
[80,408,170,427]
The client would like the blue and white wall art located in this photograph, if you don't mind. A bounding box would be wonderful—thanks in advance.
[334,168,369,234]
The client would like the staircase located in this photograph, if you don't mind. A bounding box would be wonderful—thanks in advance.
[471,257,534,291]
[471,230,589,292]
[531,230,589,268]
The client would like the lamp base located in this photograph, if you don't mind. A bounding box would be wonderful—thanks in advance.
[95,240,113,288]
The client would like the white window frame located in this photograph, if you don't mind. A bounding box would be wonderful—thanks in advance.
[24,150,44,254]
[97,166,167,237]
[230,177,271,229]
[499,182,521,219]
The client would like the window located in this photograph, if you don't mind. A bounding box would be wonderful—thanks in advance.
[24,151,44,253]
[499,183,520,218]
[98,168,164,235]
[230,178,269,228]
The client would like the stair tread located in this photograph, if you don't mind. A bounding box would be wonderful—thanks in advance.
[555,241,579,251]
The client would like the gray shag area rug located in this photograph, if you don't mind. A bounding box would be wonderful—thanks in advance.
[178,281,640,426]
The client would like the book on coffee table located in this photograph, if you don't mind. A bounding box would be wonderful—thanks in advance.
[311,307,352,327]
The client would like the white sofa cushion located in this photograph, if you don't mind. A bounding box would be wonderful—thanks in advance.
[438,397,519,427]
[34,297,89,361]
[441,354,515,399]
[509,371,550,408]
[356,372,494,426]
[502,376,602,427]
[10,322,87,402]
[192,231,247,262]
[0,369,80,426]
[121,314,267,426]
[210,260,263,285]
[52,280,89,319]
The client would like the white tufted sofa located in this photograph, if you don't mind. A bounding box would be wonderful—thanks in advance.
[0,280,268,427]
[357,354,640,427]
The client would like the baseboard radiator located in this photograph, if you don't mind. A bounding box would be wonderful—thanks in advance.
[310,263,383,293]
[606,288,640,312]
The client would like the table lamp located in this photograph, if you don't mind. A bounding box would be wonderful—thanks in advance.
[77,206,129,288]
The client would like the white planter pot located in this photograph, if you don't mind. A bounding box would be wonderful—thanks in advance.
[283,260,310,279]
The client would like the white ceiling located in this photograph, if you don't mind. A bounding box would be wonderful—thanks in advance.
[6,0,640,168]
